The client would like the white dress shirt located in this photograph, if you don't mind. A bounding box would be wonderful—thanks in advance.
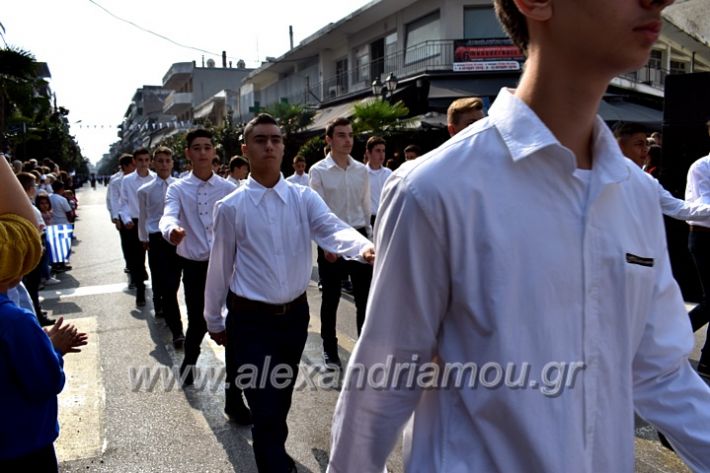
[685,154,710,229]
[119,170,155,224]
[366,164,392,217]
[105,171,122,218]
[49,193,71,225]
[309,155,371,236]
[328,89,710,473]
[227,176,246,187]
[137,176,176,242]
[286,172,309,186]
[204,175,372,333]
[159,172,236,261]
[644,171,710,222]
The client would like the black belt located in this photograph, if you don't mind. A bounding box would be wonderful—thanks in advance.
[227,291,307,316]
[690,225,710,233]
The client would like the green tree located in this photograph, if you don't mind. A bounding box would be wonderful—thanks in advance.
[262,102,315,138]
[351,99,412,136]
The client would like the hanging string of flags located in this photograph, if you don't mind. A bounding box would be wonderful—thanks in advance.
[73,121,195,131]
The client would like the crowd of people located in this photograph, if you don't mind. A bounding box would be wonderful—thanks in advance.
[3,0,710,471]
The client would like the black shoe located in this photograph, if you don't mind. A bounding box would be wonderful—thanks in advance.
[179,363,194,387]
[318,281,323,292]
[225,399,253,425]
[124,267,131,274]
[128,282,136,290]
[172,335,185,350]
[154,307,164,318]
[324,349,342,370]
[136,287,146,307]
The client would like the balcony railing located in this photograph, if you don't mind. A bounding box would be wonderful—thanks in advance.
[618,64,669,90]
[255,39,673,108]
[163,92,193,115]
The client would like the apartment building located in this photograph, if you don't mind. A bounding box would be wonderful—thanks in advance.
[240,0,710,128]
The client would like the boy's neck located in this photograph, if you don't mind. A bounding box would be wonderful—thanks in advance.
[331,152,350,168]
[514,55,610,170]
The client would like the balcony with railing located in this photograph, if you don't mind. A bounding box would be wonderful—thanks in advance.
[162,62,194,90]
[256,39,674,109]
[163,91,193,115]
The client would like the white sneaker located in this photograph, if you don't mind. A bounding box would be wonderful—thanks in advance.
[44,276,61,285]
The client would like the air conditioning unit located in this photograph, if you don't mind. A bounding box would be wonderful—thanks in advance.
[328,86,338,98]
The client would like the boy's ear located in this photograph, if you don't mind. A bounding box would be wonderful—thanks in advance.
[512,0,552,22]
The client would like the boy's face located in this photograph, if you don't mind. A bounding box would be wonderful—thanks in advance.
[135,153,151,172]
[153,153,173,178]
[241,124,284,175]
[367,144,386,168]
[543,0,673,75]
[619,132,649,167]
[186,138,216,172]
[231,165,249,180]
[326,125,354,157]
[293,161,306,175]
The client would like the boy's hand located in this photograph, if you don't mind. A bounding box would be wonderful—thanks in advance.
[362,246,375,265]
[324,251,338,263]
[170,227,186,245]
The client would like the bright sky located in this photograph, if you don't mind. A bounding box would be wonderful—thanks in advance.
[3,0,372,164]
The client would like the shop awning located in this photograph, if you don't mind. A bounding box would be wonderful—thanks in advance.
[428,77,517,100]
[597,98,662,124]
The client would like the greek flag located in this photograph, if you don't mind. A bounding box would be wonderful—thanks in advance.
[46,224,74,263]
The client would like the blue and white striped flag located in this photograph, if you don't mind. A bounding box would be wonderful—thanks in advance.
[46,224,74,263]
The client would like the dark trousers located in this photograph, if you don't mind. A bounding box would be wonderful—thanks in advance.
[23,252,43,316]
[226,291,309,473]
[121,219,147,289]
[180,257,209,367]
[688,231,710,363]
[0,443,58,472]
[117,221,131,271]
[317,227,372,351]
[147,233,183,338]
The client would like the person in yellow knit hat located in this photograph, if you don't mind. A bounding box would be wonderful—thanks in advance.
[0,156,86,472]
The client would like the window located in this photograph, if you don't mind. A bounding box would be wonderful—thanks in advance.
[463,7,506,39]
[354,45,370,84]
[336,58,348,94]
[384,32,398,72]
[670,60,686,75]
[405,10,441,64]
[648,49,662,70]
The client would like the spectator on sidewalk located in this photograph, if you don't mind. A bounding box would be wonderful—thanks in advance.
[447,96,486,137]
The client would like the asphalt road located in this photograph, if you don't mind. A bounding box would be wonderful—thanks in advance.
[43,184,705,473]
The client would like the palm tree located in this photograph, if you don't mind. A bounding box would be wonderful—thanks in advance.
[0,46,47,148]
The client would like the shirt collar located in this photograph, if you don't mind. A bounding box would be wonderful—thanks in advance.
[246,174,288,205]
[325,153,354,169]
[187,171,219,186]
[488,88,628,184]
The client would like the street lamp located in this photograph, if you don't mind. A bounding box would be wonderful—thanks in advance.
[371,73,398,101]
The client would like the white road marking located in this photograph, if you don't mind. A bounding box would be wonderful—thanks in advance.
[56,317,105,461]
[40,282,151,301]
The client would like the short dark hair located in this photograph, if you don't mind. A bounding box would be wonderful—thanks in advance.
[186,128,214,147]
[212,157,221,165]
[366,136,386,152]
[404,144,421,156]
[325,117,351,138]
[153,146,173,158]
[293,155,306,164]
[133,147,151,159]
[494,0,529,54]
[119,153,134,167]
[229,155,250,171]
[16,172,36,191]
[243,113,280,142]
[613,122,649,140]
[52,180,65,193]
